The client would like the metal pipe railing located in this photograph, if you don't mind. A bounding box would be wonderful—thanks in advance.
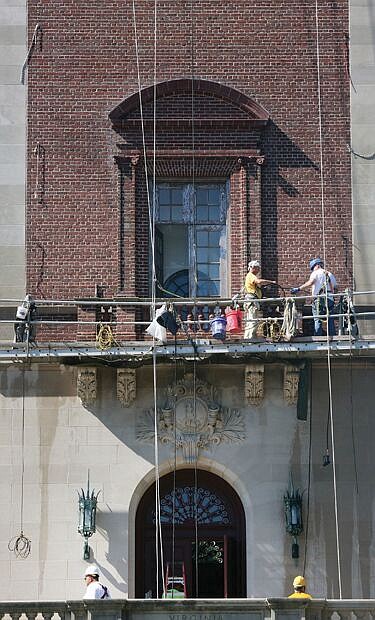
[0,289,373,306]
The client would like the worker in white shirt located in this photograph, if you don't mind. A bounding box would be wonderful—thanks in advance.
[291,257,337,336]
[83,565,110,599]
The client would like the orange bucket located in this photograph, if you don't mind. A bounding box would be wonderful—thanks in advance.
[225,308,242,333]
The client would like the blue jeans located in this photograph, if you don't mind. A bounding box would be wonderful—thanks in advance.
[312,297,336,336]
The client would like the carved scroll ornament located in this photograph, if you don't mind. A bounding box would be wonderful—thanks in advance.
[245,363,265,405]
[283,365,300,405]
[117,368,136,407]
[77,368,97,406]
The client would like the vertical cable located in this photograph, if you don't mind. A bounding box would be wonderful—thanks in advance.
[190,0,197,302]
[8,367,31,558]
[132,0,165,597]
[193,352,199,597]
[314,0,342,598]
[303,363,313,575]
[151,0,166,599]
[20,368,25,533]
[152,0,158,310]
[171,340,178,597]
[132,0,156,280]
[190,0,199,597]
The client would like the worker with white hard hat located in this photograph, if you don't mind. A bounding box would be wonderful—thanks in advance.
[288,575,312,599]
[83,564,110,599]
[242,260,276,339]
[290,257,337,336]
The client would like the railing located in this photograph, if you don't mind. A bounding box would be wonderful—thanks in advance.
[0,289,365,345]
[0,599,375,620]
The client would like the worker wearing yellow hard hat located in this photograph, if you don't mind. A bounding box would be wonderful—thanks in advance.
[288,576,312,599]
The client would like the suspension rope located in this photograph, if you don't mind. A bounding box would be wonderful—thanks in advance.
[132,0,165,598]
[193,349,199,596]
[152,0,166,598]
[315,0,342,598]
[303,362,313,575]
[191,0,197,303]
[190,0,199,597]
[131,0,156,287]
[8,367,31,558]
[171,340,178,597]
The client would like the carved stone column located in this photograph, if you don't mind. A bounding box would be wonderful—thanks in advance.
[283,365,300,405]
[245,363,265,405]
[77,367,97,405]
[117,368,136,407]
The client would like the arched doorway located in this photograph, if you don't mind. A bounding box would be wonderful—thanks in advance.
[135,469,246,598]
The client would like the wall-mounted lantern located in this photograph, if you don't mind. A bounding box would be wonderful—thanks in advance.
[77,471,100,560]
[283,477,303,559]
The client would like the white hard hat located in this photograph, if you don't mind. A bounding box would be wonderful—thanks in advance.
[248,260,261,269]
[84,564,100,577]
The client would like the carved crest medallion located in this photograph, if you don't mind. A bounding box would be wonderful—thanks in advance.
[137,373,245,463]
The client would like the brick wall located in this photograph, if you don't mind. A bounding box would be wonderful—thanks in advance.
[26,0,351,339]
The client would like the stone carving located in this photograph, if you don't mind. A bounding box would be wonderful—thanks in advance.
[283,365,300,405]
[245,363,264,405]
[117,368,136,407]
[137,372,245,463]
[77,368,97,405]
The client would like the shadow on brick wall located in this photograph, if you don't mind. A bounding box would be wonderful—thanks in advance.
[260,121,319,279]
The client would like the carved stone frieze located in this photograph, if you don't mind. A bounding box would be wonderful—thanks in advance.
[117,368,136,407]
[283,365,300,405]
[137,372,245,463]
[245,363,265,405]
[77,368,97,406]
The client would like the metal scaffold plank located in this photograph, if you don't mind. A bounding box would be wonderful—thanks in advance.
[0,337,373,362]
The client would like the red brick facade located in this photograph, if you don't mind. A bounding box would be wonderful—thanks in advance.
[26,0,351,339]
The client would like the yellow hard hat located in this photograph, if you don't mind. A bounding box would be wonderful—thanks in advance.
[293,576,306,588]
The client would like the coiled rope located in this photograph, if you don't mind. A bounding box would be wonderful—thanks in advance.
[96,323,117,350]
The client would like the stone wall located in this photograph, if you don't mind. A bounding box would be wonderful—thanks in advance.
[350,1,375,306]
[0,360,373,600]
[0,0,26,337]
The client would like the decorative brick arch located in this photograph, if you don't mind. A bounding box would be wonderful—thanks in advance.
[109,78,269,123]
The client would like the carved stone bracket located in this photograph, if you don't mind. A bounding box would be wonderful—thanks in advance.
[117,368,136,407]
[137,372,245,463]
[77,368,97,406]
[283,365,300,405]
[245,363,265,405]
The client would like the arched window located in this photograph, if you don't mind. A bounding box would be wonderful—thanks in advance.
[135,469,246,598]
[154,486,231,525]
[110,79,269,302]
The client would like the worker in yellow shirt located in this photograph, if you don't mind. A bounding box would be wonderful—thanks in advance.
[288,575,312,599]
[242,260,276,339]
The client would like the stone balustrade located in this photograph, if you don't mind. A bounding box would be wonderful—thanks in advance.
[0,599,374,620]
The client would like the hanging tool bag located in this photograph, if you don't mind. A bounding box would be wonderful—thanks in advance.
[156,305,179,335]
